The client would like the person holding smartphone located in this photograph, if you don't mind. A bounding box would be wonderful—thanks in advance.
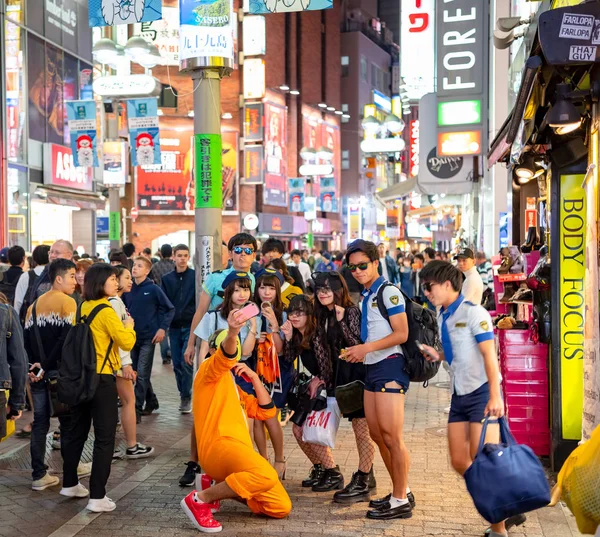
[417,261,509,537]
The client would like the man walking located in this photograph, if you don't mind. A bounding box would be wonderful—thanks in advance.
[150,244,175,364]
[0,246,25,305]
[29,240,74,300]
[455,248,484,305]
[377,243,398,284]
[124,256,175,423]
[161,245,195,414]
[14,245,50,323]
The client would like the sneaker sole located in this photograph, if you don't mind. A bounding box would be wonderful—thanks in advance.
[180,499,222,533]
[180,409,192,414]
[366,510,413,520]
[333,492,372,504]
[60,489,89,498]
[86,502,116,513]
[32,481,60,491]
[125,449,155,460]
[77,472,92,479]
[179,480,195,487]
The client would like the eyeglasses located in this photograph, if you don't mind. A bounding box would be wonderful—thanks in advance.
[288,311,307,319]
[421,282,439,293]
[232,246,254,255]
[348,262,371,273]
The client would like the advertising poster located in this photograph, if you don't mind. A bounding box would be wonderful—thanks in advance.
[194,134,222,209]
[180,0,234,63]
[103,141,128,186]
[263,102,287,207]
[248,0,332,15]
[319,176,337,213]
[66,100,99,168]
[222,131,239,214]
[244,145,264,184]
[134,6,180,66]
[126,98,162,167]
[301,109,322,199]
[88,0,162,27]
[321,122,341,212]
[289,178,305,213]
[244,103,264,142]
[137,116,194,212]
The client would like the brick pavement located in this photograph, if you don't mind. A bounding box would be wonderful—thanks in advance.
[0,352,583,537]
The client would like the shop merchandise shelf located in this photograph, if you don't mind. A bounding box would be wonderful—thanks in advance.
[505,403,548,421]
[501,369,548,383]
[503,380,549,396]
[498,329,533,344]
[501,352,549,371]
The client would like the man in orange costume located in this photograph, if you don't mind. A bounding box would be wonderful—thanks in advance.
[180,309,292,533]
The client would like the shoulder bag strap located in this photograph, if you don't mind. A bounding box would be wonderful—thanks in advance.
[87,303,115,375]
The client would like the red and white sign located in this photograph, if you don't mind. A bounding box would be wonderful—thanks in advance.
[130,207,139,222]
[409,120,420,177]
[525,209,537,228]
[43,144,93,191]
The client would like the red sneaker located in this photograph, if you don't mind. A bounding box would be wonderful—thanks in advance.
[197,474,221,513]
[181,491,222,533]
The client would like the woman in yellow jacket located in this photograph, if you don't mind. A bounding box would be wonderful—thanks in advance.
[61,264,136,514]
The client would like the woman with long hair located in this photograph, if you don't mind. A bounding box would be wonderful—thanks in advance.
[73,259,94,305]
[110,266,154,459]
[61,264,136,513]
[310,271,376,501]
[266,258,303,307]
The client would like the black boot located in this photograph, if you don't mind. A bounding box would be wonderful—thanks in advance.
[302,464,324,488]
[521,226,537,253]
[333,470,372,504]
[312,465,344,492]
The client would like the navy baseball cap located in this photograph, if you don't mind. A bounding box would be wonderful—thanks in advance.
[0,247,8,263]
[255,267,285,286]
[221,271,251,290]
[454,248,474,260]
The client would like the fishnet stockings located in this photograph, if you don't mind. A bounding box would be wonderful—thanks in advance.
[292,423,336,468]
[352,417,376,473]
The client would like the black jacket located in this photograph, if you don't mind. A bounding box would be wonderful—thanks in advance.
[161,268,196,329]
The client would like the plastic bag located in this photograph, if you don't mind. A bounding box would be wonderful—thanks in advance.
[550,425,600,534]
[302,397,340,448]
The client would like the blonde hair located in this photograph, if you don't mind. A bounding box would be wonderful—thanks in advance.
[134,256,153,270]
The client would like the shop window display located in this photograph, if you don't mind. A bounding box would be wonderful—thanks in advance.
[5,16,26,163]
[7,165,29,249]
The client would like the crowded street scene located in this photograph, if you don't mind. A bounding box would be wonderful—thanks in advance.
[1,0,600,536]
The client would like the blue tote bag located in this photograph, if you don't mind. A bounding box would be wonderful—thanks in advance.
[464,416,550,524]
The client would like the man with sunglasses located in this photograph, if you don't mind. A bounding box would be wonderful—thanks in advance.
[343,240,413,521]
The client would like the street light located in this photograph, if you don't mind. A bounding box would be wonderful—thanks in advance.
[383,114,405,134]
[124,36,151,61]
[361,115,382,134]
[299,146,317,161]
[92,38,119,64]
[317,146,334,161]
[137,45,163,69]
[546,84,582,135]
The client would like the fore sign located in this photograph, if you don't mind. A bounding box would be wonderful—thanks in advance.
[43,144,94,191]
[559,173,586,440]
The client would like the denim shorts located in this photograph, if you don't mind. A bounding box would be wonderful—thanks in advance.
[448,382,490,424]
[364,354,410,395]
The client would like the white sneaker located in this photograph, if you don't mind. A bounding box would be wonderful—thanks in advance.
[32,473,60,491]
[86,496,116,513]
[60,483,89,498]
[77,462,92,478]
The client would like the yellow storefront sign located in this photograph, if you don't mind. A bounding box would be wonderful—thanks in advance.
[559,174,586,440]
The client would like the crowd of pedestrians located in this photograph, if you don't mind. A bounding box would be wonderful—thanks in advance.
[1,236,516,536]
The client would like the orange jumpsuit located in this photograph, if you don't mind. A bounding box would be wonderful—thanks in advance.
[193,345,292,519]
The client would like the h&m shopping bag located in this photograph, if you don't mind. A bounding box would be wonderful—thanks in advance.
[464,416,550,524]
[302,397,341,449]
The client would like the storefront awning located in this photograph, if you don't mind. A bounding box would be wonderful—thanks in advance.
[487,55,543,168]
[377,177,421,201]
[34,186,107,211]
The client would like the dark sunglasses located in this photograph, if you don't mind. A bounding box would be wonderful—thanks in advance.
[421,282,439,293]
[348,262,370,273]
[232,246,254,255]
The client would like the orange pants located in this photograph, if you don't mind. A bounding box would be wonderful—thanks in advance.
[200,438,292,519]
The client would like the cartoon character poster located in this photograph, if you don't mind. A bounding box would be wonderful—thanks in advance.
[126,98,162,167]
[263,102,287,207]
[65,101,99,168]
[248,0,332,14]
[88,0,162,27]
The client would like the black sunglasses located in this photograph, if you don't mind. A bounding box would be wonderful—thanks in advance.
[232,246,254,255]
[421,282,439,293]
[347,262,370,273]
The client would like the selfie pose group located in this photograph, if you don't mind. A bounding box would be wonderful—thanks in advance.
[179,235,509,537]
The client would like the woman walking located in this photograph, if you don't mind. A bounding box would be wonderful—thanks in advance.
[61,264,136,513]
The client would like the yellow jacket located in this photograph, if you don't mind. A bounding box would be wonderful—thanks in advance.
[80,299,136,374]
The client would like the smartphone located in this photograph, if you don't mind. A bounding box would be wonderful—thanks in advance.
[236,302,260,323]
[29,364,42,377]
[415,340,437,361]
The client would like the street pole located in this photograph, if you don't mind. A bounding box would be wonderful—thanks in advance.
[108,99,120,250]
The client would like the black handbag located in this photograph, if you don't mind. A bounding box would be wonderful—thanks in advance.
[334,359,364,415]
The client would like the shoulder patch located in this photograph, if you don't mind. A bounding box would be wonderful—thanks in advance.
[390,295,400,306]
[480,320,490,331]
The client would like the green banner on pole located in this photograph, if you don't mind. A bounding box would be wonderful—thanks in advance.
[194,134,222,209]
[109,212,120,241]
[306,233,314,249]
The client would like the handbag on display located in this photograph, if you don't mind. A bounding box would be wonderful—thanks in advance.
[464,417,550,524]
[302,397,341,449]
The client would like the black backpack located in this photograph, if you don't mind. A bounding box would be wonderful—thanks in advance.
[58,303,113,406]
[375,282,441,385]
[19,270,38,325]
[0,271,18,306]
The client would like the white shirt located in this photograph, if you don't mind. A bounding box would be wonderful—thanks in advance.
[361,277,406,365]
[461,266,484,305]
[289,261,311,284]
[14,265,45,315]
[109,296,133,367]
[437,295,498,395]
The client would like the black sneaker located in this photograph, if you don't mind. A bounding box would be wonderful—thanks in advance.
[136,412,142,424]
[125,443,155,459]
[179,461,200,487]
[142,403,159,416]
[162,357,172,365]
[312,466,344,492]
[333,470,371,504]
[302,464,324,488]
[366,501,412,520]
[369,491,415,509]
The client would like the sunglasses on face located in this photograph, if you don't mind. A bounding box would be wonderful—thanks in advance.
[232,246,254,255]
[348,262,371,272]
[421,282,439,293]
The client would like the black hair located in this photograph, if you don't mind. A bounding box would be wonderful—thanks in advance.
[81,253,90,259]
[267,258,294,284]
[220,277,252,320]
[143,247,152,255]
[420,260,463,292]
[423,247,436,260]
[32,245,50,266]
[174,244,189,254]
[122,243,136,257]
[49,258,76,285]
[287,295,315,353]
[414,253,425,263]
[345,239,378,264]
[8,245,26,266]
[109,251,129,266]
[113,265,131,292]
[262,238,285,256]
[83,263,117,301]
[160,244,173,258]
[291,249,301,257]
[228,233,258,251]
